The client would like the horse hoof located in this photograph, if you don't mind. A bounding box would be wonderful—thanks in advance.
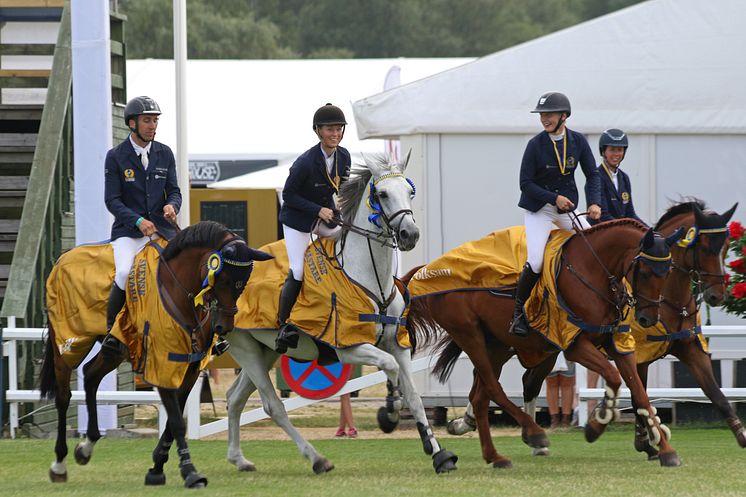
[584,422,603,443]
[184,471,208,488]
[312,458,334,474]
[447,418,476,436]
[658,451,681,467]
[49,469,67,483]
[73,444,91,466]
[432,449,458,474]
[524,430,550,450]
[237,461,257,472]
[377,406,399,433]
[738,432,746,449]
[144,469,166,486]
[532,447,550,457]
[492,458,513,469]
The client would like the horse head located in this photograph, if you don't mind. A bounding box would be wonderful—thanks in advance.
[631,227,684,328]
[681,202,738,306]
[197,237,273,336]
[363,151,420,251]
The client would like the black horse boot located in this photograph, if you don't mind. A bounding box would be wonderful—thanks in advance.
[275,273,303,353]
[509,263,541,337]
[106,283,127,332]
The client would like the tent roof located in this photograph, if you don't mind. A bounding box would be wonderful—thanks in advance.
[126,58,471,157]
[353,0,746,138]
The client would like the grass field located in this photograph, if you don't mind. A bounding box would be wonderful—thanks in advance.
[0,426,744,497]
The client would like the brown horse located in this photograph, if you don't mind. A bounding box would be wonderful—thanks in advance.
[629,200,742,458]
[39,221,271,487]
[406,220,684,468]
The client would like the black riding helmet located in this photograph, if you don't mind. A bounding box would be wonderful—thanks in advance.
[599,128,629,155]
[530,92,571,117]
[313,103,347,130]
[124,96,161,144]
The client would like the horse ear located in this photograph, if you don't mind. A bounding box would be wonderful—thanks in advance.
[401,149,412,172]
[720,202,738,225]
[248,248,273,261]
[362,153,383,176]
[665,226,685,247]
[693,203,707,227]
[642,228,655,249]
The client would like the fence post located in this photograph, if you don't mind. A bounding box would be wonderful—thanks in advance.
[0,317,5,437]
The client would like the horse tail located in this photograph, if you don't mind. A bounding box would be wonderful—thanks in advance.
[39,324,57,400]
[432,335,463,384]
[406,295,443,355]
[400,265,424,286]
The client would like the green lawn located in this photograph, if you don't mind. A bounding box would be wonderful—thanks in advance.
[0,427,743,497]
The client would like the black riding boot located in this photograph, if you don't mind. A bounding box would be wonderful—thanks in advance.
[509,263,541,337]
[106,283,127,332]
[275,273,303,353]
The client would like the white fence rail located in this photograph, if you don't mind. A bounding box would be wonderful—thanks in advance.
[4,321,746,438]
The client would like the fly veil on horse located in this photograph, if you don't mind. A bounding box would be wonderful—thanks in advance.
[224,154,458,474]
[39,221,271,487]
[405,219,684,468]
[630,200,742,458]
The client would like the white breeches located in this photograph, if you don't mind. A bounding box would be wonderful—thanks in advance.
[283,222,341,281]
[112,235,158,289]
[524,204,590,273]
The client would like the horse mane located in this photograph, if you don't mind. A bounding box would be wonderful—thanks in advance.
[161,220,231,261]
[654,198,706,230]
[338,154,402,223]
[581,218,648,235]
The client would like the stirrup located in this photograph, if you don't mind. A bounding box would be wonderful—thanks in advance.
[509,314,529,337]
[275,324,299,353]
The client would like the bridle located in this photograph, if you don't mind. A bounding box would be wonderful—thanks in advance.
[312,172,416,309]
[661,225,729,327]
[563,213,671,325]
[158,235,252,354]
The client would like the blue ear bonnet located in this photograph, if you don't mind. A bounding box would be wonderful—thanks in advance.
[366,177,416,227]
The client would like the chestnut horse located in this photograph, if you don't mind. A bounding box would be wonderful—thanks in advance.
[39,221,271,487]
[630,201,742,458]
[406,220,683,468]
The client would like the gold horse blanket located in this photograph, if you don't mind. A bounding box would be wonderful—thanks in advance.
[236,239,410,349]
[631,314,707,364]
[407,226,635,358]
[110,242,215,389]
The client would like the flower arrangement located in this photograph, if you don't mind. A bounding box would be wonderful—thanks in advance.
[724,221,746,317]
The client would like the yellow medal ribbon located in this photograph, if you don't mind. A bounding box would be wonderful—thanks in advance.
[551,132,568,175]
[194,253,222,306]
[324,150,340,194]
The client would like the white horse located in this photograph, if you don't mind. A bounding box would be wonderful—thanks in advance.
[224,154,458,474]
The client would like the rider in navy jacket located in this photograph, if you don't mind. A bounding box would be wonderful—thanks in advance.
[588,128,645,225]
[275,103,351,353]
[279,143,351,233]
[104,139,181,240]
[510,92,602,338]
[102,96,181,344]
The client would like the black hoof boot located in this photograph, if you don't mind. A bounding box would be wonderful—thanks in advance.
[144,469,166,486]
[377,406,400,433]
[432,449,458,473]
[184,471,208,488]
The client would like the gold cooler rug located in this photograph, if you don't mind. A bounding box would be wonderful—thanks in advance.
[235,239,409,349]
[111,241,214,389]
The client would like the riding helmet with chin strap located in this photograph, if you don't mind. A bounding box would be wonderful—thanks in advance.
[599,128,629,156]
[530,92,571,117]
[124,96,161,141]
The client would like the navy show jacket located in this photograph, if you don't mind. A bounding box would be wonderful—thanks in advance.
[588,164,644,225]
[279,144,351,233]
[518,129,601,212]
[104,138,182,241]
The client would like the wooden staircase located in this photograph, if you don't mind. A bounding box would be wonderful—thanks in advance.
[0,104,42,306]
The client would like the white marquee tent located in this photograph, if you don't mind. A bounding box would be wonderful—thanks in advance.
[352,0,746,324]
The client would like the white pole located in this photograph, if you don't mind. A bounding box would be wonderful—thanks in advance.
[173,0,190,226]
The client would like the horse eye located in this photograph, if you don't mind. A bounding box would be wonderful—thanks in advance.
[378,191,388,200]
